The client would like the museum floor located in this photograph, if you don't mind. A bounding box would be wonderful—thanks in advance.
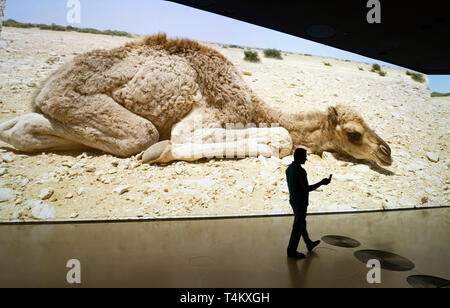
[0,207,449,288]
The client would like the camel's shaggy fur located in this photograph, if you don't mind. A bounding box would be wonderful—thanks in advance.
[0,33,392,166]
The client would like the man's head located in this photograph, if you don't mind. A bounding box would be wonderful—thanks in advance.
[294,148,307,164]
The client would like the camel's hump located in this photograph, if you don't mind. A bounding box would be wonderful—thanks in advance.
[125,33,232,64]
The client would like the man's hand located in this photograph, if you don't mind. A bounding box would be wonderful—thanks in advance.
[309,175,332,192]
[320,174,332,186]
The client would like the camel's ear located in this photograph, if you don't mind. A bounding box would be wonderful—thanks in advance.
[327,106,338,127]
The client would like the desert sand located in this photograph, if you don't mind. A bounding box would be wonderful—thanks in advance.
[0,27,448,222]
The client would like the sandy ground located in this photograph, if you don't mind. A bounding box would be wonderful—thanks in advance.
[0,27,448,222]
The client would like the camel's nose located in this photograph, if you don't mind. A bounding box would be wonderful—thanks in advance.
[380,144,391,157]
[371,131,391,157]
[369,131,392,166]
[378,143,393,166]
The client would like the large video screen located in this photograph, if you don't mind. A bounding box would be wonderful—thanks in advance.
[0,1,446,222]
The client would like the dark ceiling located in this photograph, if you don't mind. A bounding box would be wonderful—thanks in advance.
[168,0,450,74]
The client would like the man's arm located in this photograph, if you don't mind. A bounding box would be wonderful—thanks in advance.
[299,179,322,193]
[309,175,332,192]
[308,181,323,192]
[298,176,323,193]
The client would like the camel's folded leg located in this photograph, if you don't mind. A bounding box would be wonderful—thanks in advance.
[142,126,293,164]
[142,140,172,163]
[0,113,85,152]
[34,94,160,157]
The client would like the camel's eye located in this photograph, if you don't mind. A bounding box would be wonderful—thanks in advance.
[347,131,362,143]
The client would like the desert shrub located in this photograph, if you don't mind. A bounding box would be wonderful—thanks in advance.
[431,92,450,97]
[371,63,381,72]
[304,54,312,56]
[35,24,47,29]
[3,19,34,28]
[406,71,425,83]
[52,24,67,31]
[323,61,332,66]
[378,70,387,77]
[244,50,260,63]
[36,24,51,30]
[3,19,132,37]
[358,67,364,71]
[39,23,67,31]
[103,30,130,37]
[263,49,283,59]
[77,27,103,35]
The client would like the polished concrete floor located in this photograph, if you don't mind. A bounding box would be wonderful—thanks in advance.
[0,207,449,287]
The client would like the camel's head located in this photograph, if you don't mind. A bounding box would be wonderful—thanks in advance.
[327,105,392,166]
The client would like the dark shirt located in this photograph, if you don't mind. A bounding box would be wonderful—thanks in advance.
[285,162,309,207]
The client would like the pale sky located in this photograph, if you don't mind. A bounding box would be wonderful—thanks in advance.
[3,0,449,92]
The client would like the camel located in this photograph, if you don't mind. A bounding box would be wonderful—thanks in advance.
[0,33,392,166]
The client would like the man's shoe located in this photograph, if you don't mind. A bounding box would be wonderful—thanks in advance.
[287,251,306,259]
[306,240,320,252]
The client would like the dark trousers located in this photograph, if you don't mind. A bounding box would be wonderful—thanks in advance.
[287,204,311,254]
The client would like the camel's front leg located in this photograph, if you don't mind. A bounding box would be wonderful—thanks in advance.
[142,126,293,164]
[0,113,85,152]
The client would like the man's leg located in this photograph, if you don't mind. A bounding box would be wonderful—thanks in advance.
[301,212,321,252]
[301,221,312,244]
[287,206,307,258]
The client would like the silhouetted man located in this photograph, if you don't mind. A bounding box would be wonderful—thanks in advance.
[286,148,332,259]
